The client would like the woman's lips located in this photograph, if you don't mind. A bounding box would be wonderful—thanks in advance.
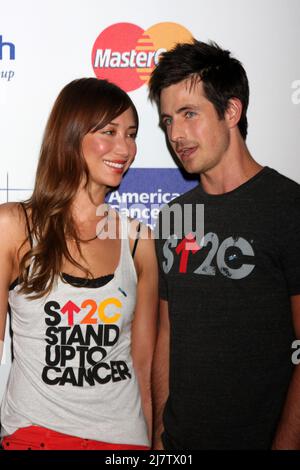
[103,159,127,173]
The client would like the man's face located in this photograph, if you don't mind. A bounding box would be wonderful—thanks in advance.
[160,79,230,174]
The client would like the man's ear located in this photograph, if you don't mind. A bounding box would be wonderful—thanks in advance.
[225,97,243,129]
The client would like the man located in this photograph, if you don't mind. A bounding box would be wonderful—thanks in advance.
[149,39,300,450]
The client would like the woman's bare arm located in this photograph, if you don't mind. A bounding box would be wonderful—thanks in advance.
[131,223,158,443]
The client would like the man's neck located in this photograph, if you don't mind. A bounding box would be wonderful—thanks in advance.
[200,137,264,195]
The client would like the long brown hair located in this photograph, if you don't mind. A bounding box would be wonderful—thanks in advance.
[19,78,138,299]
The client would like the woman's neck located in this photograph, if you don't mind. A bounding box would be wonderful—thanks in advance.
[71,184,108,224]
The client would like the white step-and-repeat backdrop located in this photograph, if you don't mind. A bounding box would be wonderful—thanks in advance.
[1,0,300,400]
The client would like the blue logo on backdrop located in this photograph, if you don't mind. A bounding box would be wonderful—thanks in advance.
[106,168,198,228]
[0,35,15,82]
[0,35,15,60]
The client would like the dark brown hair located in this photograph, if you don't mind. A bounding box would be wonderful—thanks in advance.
[149,39,249,140]
[19,78,138,299]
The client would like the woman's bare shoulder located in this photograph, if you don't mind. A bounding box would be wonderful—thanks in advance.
[0,202,26,242]
[0,201,23,222]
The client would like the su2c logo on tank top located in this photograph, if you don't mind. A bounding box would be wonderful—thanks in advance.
[163,232,256,279]
[41,296,130,387]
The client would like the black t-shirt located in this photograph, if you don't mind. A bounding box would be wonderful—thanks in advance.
[155,167,300,449]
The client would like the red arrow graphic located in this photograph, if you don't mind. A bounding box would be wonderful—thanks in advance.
[175,233,201,273]
[61,300,81,326]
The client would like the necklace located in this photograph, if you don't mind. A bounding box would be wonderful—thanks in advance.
[71,210,109,243]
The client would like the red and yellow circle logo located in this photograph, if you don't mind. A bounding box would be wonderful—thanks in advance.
[92,22,193,92]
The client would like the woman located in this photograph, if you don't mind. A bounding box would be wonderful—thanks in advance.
[0,78,158,450]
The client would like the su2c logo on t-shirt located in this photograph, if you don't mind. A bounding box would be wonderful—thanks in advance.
[162,232,256,280]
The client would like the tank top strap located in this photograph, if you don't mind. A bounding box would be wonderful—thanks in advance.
[117,213,137,282]
[118,212,131,257]
[20,202,33,249]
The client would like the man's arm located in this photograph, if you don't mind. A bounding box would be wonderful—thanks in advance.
[272,294,300,449]
[152,299,170,450]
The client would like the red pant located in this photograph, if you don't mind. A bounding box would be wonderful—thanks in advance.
[1,425,150,450]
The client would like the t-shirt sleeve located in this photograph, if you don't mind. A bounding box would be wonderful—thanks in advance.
[154,213,169,301]
[278,196,300,296]
[154,235,168,300]
[158,259,168,301]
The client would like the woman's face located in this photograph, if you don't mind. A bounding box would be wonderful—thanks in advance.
[81,107,137,190]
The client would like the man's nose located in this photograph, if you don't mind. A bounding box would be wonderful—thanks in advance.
[169,120,185,143]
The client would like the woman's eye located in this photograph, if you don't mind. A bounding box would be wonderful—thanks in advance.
[102,130,114,135]
[128,133,137,140]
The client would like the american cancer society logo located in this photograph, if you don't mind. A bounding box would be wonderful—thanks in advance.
[106,168,198,228]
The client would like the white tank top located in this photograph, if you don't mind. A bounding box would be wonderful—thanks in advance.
[0,214,149,446]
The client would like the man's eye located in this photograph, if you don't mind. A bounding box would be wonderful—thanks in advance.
[163,118,172,127]
[186,111,196,118]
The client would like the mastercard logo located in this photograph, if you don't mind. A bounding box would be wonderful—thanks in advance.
[91,22,193,92]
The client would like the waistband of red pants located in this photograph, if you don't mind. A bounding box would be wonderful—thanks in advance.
[1,425,150,450]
